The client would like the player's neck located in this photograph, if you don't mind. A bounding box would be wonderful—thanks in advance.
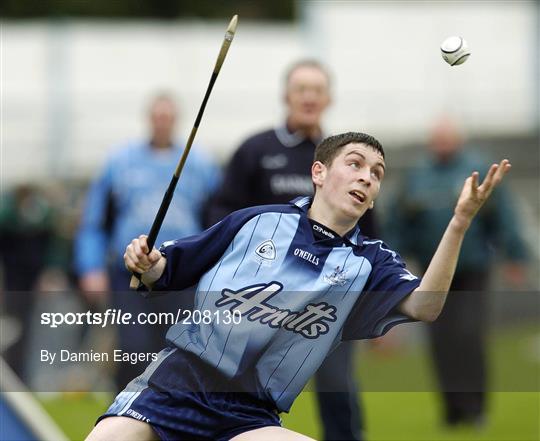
[308,196,358,237]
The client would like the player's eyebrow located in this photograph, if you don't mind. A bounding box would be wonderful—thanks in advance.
[345,151,386,172]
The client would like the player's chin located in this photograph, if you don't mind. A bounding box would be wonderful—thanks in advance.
[342,203,366,220]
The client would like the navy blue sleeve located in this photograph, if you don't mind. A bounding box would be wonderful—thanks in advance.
[341,240,421,340]
[149,207,264,293]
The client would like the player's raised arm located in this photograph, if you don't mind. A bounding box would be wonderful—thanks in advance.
[398,159,512,322]
[124,235,167,288]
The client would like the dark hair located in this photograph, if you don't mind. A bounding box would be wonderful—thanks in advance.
[284,59,332,90]
[314,132,385,166]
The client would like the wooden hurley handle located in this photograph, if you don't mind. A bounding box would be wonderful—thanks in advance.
[129,274,141,289]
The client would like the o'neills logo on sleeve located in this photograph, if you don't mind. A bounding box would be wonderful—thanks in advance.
[215,282,337,339]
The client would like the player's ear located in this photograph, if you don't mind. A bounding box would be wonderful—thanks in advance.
[312,161,326,187]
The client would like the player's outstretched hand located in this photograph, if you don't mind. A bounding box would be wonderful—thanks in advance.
[124,235,163,275]
[453,159,511,231]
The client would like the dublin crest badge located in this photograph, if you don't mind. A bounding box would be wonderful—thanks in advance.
[324,266,348,286]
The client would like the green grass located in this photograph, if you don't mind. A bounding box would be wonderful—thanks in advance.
[282,392,540,440]
[40,393,111,441]
[40,322,539,440]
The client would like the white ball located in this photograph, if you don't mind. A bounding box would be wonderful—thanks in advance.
[440,36,471,66]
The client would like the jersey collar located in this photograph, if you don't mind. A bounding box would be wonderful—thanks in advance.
[291,196,363,246]
[275,125,323,148]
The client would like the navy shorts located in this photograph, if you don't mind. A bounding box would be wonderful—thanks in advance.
[98,347,281,440]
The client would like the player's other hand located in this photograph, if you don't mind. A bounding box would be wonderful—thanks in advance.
[453,159,511,232]
[124,235,163,275]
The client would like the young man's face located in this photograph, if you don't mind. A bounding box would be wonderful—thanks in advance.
[312,142,386,221]
[285,65,331,131]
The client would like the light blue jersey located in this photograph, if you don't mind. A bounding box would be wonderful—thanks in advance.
[75,140,220,274]
[152,197,420,412]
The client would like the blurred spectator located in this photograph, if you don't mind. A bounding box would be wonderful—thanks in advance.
[207,60,376,441]
[75,92,221,390]
[0,184,58,379]
[385,116,528,427]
